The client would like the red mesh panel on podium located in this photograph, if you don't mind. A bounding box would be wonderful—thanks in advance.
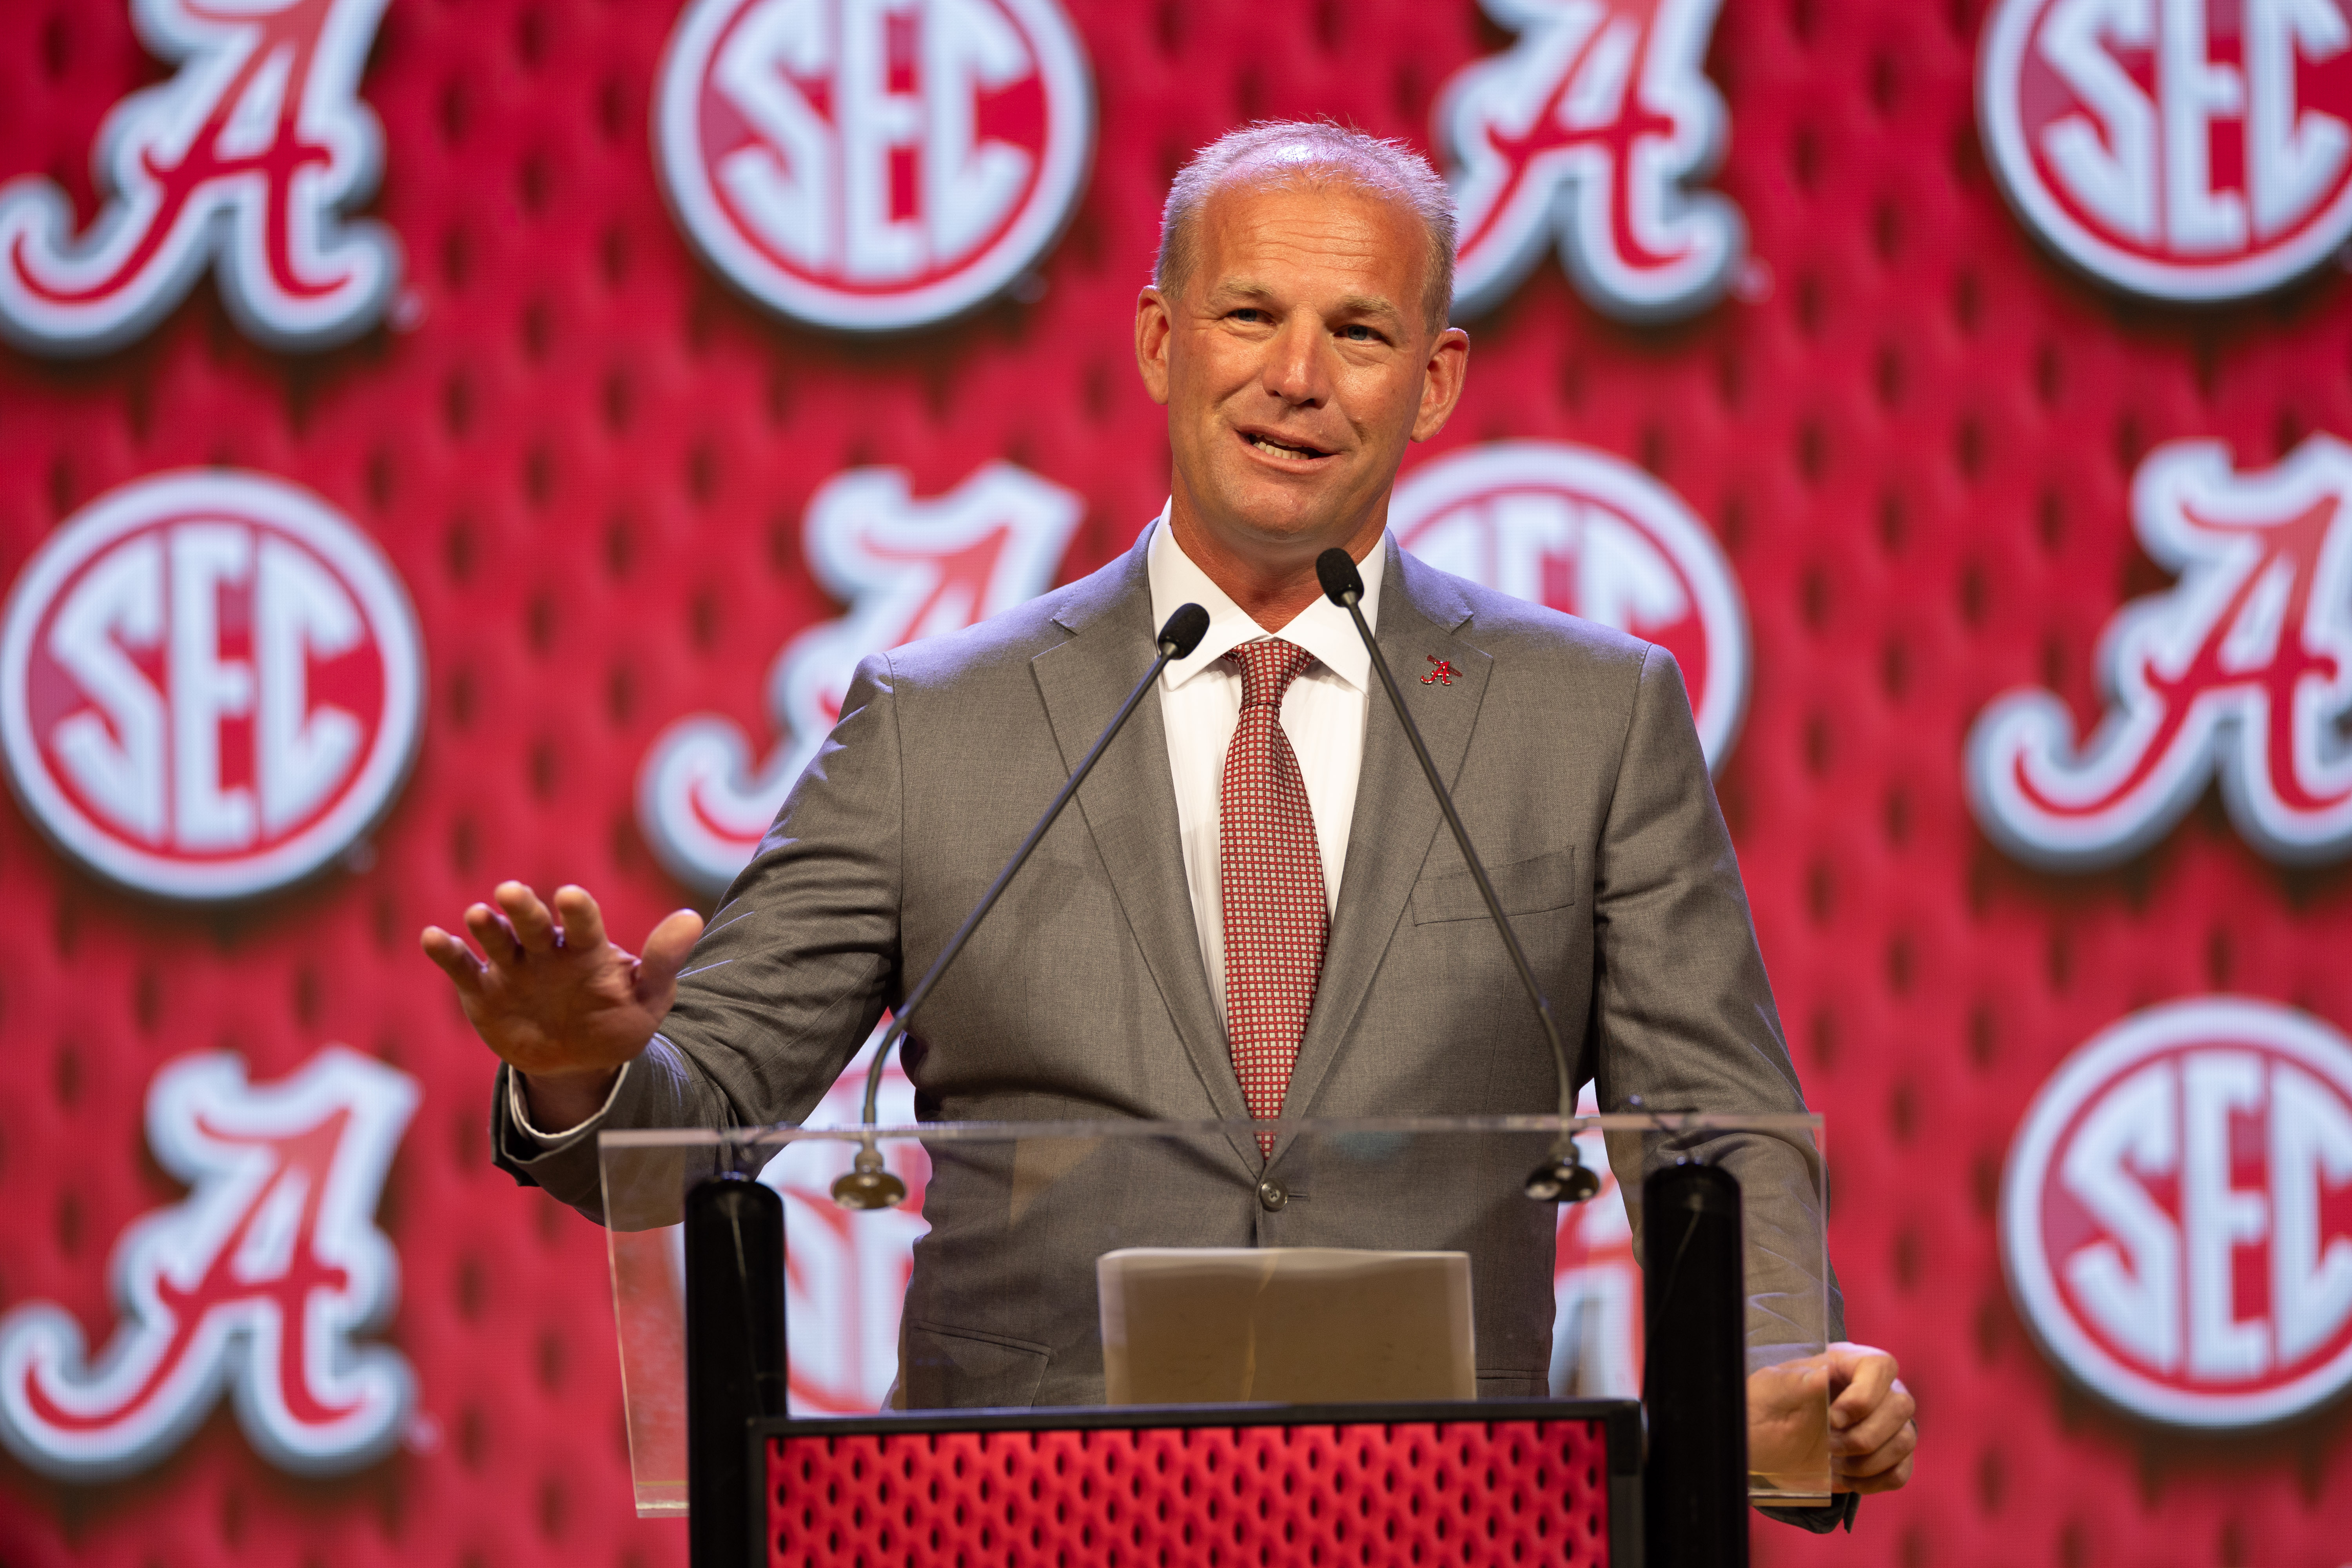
[765,1419,1613,1568]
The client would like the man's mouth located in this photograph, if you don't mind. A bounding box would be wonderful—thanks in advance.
[1243,430,1332,461]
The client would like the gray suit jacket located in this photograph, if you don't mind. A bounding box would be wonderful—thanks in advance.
[495,530,1839,1406]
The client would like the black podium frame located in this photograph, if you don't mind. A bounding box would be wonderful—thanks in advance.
[677,1158,1764,1568]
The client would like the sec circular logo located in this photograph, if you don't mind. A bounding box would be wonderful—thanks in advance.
[0,471,423,902]
[1979,0,2352,302]
[1390,442,1750,769]
[655,0,1095,332]
[2003,996,2352,1429]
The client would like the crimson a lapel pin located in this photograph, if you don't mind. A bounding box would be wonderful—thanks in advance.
[1421,657,1457,686]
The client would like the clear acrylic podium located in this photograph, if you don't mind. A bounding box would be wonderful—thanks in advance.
[599,1113,1833,1567]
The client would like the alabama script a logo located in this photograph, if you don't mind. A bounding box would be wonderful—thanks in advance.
[1968,435,2352,869]
[638,461,1083,891]
[0,0,399,357]
[1437,0,1744,322]
[0,1047,418,1480]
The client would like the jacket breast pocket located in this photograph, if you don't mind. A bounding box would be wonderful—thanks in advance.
[1410,846,1579,925]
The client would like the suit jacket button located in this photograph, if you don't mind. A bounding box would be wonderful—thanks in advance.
[1258,1179,1288,1212]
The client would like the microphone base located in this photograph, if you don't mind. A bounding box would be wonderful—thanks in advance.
[1524,1154,1602,1204]
[830,1150,909,1210]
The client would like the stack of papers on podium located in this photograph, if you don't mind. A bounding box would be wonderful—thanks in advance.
[1097,1247,1476,1405]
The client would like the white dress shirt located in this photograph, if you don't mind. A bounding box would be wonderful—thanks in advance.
[515,514,1386,1141]
[1145,509,1383,1031]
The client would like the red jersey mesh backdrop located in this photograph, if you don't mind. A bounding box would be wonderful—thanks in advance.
[1,0,2349,1565]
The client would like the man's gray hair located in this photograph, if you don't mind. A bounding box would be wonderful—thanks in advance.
[1154,121,1458,332]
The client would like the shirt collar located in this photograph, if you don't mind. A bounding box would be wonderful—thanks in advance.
[1145,503,1385,695]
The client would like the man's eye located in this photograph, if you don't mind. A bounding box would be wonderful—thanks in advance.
[1231,308,1267,323]
[1341,324,1382,342]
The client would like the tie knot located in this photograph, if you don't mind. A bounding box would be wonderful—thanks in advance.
[1226,639,1317,710]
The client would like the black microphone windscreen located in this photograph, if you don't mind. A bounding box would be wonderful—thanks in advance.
[1158,602,1210,658]
[1316,548,1364,606]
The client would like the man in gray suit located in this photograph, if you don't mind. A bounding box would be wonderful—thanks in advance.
[423,123,1916,1497]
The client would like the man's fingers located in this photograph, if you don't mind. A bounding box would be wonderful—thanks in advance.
[1838,1455,1915,1494]
[1838,1421,1918,1479]
[1834,1420,1918,1489]
[419,927,485,993]
[496,881,559,951]
[552,884,608,953]
[1826,1344,1899,1431]
[465,902,520,960]
[1833,1379,1916,1459]
[636,908,707,999]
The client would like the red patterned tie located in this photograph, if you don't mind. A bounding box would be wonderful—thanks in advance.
[1220,639,1328,1152]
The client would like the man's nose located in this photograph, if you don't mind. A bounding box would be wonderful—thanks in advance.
[1260,317,1330,406]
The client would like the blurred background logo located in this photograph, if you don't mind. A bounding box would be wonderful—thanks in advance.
[0,470,423,900]
[655,0,1096,330]
[2003,996,2352,1428]
[1981,0,2352,301]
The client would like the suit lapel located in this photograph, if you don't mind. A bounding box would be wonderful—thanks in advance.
[1279,541,1490,1132]
[1029,539,1258,1169]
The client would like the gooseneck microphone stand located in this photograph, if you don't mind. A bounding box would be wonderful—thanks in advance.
[829,601,1213,1208]
[1314,548,1596,1204]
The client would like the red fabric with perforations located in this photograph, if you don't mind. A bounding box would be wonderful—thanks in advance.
[765,1419,1613,1568]
[0,2,2347,1567]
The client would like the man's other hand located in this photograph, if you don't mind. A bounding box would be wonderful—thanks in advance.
[420,882,704,1130]
[1748,1341,1917,1496]
[1823,1341,1916,1494]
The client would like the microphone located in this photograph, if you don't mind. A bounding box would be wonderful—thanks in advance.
[831,602,1213,1208]
[1315,548,1597,1204]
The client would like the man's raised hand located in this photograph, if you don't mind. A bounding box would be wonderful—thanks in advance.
[420,882,704,1129]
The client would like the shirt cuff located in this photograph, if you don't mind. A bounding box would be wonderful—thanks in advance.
[508,1060,631,1147]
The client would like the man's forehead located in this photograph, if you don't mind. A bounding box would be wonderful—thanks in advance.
[1191,181,1425,296]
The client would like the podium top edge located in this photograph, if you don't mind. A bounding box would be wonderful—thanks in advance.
[597,1111,1826,1151]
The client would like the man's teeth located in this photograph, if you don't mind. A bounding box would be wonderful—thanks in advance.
[1251,435,1322,458]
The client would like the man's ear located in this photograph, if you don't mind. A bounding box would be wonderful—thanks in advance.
[1410,326,1471,443]
[1134,285,1174,407]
